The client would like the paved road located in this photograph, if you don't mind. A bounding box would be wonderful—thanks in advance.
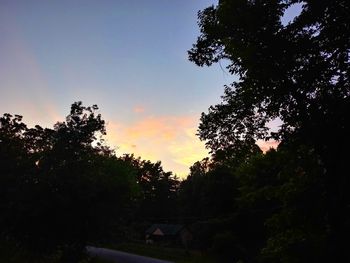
[86,246,174,263]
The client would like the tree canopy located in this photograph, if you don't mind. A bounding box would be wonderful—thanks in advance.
[0,102,138,262]
[189,0,349,151]
[189,0,349,261]
[1,2,349,262]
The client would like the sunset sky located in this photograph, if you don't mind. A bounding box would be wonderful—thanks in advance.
[0,1,299,177]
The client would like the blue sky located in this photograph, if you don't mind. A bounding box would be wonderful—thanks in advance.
[0,0,300,177]
[0,0,230,120]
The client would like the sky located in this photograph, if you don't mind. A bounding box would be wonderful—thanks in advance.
[0,1,300,177]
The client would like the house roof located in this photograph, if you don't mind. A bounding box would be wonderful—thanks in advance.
[145,224,184,236]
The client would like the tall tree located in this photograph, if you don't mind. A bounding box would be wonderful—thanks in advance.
[179,157,239,219]
[0,103,138,262]
[189,0,349,260]
[120,154,180,222]
[236,146,326,263]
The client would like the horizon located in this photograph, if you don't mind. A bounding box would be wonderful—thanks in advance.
[0,0,295,177]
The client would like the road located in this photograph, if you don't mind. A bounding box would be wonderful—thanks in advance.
[86,246,174,263]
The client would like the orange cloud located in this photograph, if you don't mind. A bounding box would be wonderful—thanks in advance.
[105,115,208,178]
[105,116,282,177]
[257,139,279,152]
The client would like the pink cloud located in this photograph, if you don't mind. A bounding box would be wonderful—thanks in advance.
[106,115,208,178]
[257,139,279,152]
[133,106,145,113]
[105,116,283,177]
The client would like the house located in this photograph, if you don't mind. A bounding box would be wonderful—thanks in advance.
[145,224,192,247]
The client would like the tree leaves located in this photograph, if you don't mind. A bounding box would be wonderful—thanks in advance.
[0,102,137,261]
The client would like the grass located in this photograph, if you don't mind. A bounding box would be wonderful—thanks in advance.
[108,242,220,263]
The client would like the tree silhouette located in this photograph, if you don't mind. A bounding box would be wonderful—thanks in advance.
[0,102,138,262]
[120,154,180,222]
[189,0,349,261]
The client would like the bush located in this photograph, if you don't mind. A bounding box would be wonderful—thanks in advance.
[211,232,242,262]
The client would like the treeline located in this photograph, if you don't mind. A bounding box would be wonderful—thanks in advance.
[0,102,181,262]
[177,144,326,263]
[184,0,349,262]
[1,1,349,262]
[0,102,342,263]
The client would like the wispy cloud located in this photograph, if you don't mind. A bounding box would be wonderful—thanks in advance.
[133,106,145,113]
[105,115,281,177]
[106,115,208,178]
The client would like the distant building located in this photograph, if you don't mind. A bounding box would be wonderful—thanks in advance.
[145,224,192,247]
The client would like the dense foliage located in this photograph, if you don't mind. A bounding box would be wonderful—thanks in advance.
[120,154,179,222]
[186,0,349,262]
[1,1,348,262]
[0,103,135,261]
[0,102,180,262]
